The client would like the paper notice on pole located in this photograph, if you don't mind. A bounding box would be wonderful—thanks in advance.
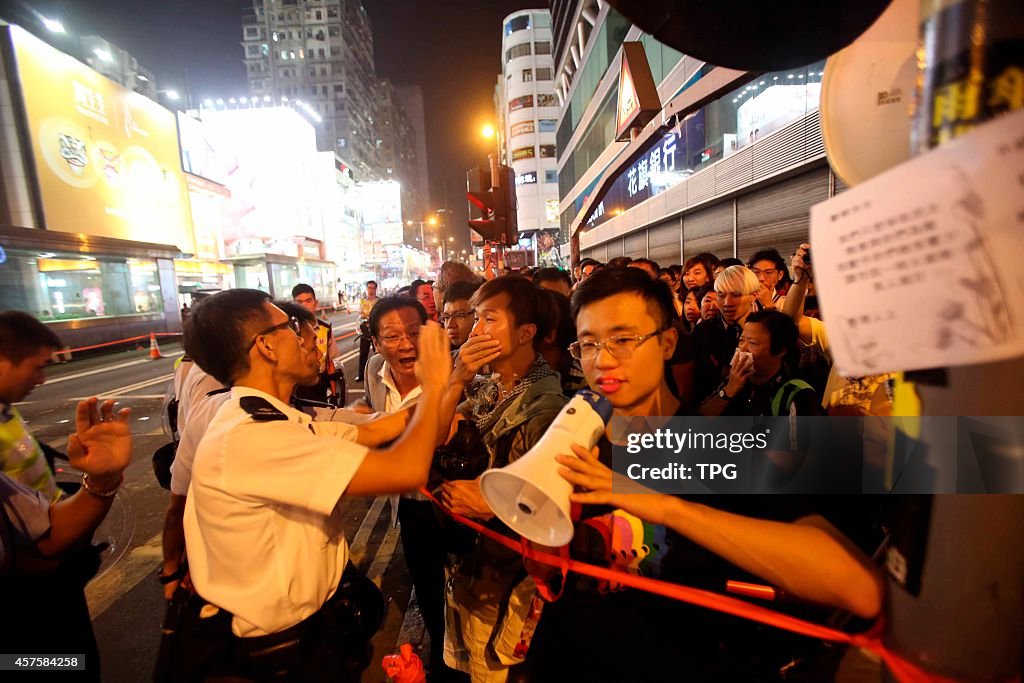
[810,108,1024,377]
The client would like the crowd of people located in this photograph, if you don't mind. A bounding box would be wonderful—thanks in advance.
[0,246,901,682]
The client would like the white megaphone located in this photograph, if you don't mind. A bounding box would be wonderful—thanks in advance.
[479,389,613,546]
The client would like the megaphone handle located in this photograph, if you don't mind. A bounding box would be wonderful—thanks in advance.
[520,535,569,602]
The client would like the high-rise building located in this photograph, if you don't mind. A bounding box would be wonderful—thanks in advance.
[497,9,561,264]
[551,1,838,269]
[375,79,423,239]
[241,0,380,180]
[80,35,157,101]
[393,85,431,218]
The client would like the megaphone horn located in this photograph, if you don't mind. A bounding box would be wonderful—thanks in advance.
[479,389,613,546]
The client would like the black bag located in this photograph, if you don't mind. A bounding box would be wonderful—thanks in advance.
[152,441,177,491]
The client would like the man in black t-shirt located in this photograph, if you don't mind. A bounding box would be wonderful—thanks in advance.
[524,268,884,681]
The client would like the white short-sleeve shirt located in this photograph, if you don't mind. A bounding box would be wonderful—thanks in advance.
[183,386,367,637]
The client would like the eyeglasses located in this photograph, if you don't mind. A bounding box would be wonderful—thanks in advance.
[750,268,778,278]
[568,328,666,361]
[246,316,302,351]
[378,330,420,346]
[439,311,475,325]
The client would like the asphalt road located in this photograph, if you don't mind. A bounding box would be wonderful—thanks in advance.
[16,309,429,682]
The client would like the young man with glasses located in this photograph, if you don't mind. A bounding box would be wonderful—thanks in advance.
[747,248,789,312]
[175,289,451,681]
[524,268,882,681]
[440,280,480,353]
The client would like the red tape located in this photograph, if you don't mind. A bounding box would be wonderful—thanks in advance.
[420,487,958,683]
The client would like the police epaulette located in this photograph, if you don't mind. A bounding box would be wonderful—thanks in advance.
[240,396,289,421]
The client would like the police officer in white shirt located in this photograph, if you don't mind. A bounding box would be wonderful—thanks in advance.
[171,289,450,682]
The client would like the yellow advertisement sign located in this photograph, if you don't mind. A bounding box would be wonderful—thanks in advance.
[9,26,195,254]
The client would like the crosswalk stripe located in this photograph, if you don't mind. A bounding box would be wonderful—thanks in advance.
[348,496,387,566]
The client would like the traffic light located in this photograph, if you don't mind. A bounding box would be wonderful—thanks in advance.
[467,155,518,245]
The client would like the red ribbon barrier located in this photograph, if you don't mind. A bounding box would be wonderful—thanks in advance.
[421,487,958,683]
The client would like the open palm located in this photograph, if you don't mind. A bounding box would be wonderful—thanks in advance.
[67,397,133,478]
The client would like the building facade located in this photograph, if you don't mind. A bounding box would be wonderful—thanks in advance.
[375,79,424,238]
[241,0,380,180]
[498,9,561,265]
[80,35,158,101]
[551,2,845,269]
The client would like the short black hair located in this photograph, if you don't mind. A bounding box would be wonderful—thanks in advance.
[532,267,571,288]
[540,288,576,350]
[571,267,678,329]
[719,257,744,269]
[606,256,633,269]
[579,258,599,268]
[747,248,786,271]
[184,289,273,386]
[471,275,551,350]
[291,283,315,299]
[275,300,316,327]
[695,283,716,305]
[746,310,800,370]
[365,280,378,287]
[0,311,62,362]
[368,295,427,338]
[630,258,663,276]
[443,280,479,305]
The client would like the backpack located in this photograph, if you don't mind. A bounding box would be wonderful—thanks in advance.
[770,379,814,416]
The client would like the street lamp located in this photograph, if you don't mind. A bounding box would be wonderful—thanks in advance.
[42,17,65,33]
[481,123,495,139]
[158,89,180,101]
[406,216,438,249]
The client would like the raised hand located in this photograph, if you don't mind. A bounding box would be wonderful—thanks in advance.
[414,321,452,392]
[67,397,133,482]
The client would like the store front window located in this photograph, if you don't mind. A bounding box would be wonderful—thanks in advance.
[577,60,826,230]
[0,248,164,321]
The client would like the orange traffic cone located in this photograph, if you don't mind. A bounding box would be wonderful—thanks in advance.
[148,333,163,360]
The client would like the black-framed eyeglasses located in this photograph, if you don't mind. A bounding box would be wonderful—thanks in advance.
[439,311,475,325]
[246,316,302,351]
[568,328,666,361]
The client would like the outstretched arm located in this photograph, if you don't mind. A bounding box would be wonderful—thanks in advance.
[557,444,883,619]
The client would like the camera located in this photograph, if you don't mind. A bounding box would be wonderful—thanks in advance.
[802,249,811,265]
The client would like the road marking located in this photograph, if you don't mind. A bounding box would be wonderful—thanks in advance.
[46,427,164,453]
[366,521,402,587]
[349,496,388,566]
[45,352,184,385]
[85,530,163,618]
[396,588,427,650]
[68,373,174,401]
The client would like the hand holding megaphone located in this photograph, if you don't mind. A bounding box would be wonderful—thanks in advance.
[479,390,613,545]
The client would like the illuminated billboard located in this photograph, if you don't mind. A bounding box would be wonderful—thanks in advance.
[358,181,403,246]
[9,26,194,253]
[178,107,324,256]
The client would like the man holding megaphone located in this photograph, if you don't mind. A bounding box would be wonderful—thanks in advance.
[521,268,884,681]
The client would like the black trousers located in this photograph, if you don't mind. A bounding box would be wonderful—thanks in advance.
[397,498,448,670]
[357,336,373,380]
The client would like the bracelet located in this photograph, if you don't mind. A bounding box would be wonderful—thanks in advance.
[81,472,123,498]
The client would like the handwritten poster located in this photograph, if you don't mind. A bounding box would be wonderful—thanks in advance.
[810,109,1024,377]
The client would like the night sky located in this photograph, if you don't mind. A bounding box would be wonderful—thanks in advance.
[18,0,548,246]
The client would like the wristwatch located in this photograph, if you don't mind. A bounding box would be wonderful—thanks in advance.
[719,388,734,401]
